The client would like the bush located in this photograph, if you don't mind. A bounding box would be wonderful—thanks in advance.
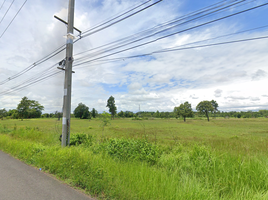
[59,133,93,146]
[104,138,160,164]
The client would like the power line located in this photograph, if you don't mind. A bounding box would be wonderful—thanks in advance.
[81,0,154,34]
[80,0,163,38]
[0,0,15,25]
[74,0,247,62]
[0,65,63,96]
[0,44,66,85]
[0,0,27,39]
[74,1,268,66]
[0,0,6,11]
[0,0,161,86]
[3,33,267,96]
[1,0,266,95]
[73,35,268,67]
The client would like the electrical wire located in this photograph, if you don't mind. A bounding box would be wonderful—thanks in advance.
[75,34,268,66]
[81,0,154,34]
[80,0,163,38]
[1,0,267,95]
[0,0,27,39]
[74,0,247,62]
[0,0,161,86]
[0,0,6,11]
[0,67,63,96]
[0,44,66,85]
[74,2,268,67]
[4,32,265,95]
[0,0,15,25]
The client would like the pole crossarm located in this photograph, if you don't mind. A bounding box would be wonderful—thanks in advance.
[54,15,82,35]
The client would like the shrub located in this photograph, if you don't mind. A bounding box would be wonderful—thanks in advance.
[105,138,160,164]
[59,133,93,146]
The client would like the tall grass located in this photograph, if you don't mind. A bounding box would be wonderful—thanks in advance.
[1,118,268,199]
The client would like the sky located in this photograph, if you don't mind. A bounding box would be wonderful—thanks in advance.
[0,0,268,113]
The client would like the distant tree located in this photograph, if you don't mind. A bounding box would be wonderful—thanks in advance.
[124,111,134,118]
[118,110,124,118]
[211,100,219,118]
[74,103,90,119]
[106,96,117,119]
[196,100,214,121]
[7,109,18,119]
[154,110,160,118]
[17,97,44,120]
[174,101,194,122]
[0,109,7,120]
[91,108,98,118]
[55,111,63,120]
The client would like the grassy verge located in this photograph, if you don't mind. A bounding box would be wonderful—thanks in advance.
[0,119,268,199]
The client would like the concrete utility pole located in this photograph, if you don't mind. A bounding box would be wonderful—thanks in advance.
[62,0,75,147]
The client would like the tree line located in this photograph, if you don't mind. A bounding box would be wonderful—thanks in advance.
[1,96,268,120]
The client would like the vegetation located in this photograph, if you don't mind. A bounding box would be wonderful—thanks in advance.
[106,96,117,119]
[211,99,219,118]
[91,108,98,118]
[174,101,194,122]
[0,108,7,120]
[17,96,44,120]
[1,117,268,199]
[196,100,215,121]
[74,103,91,119]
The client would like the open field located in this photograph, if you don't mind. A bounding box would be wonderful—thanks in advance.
[1,118,268,199]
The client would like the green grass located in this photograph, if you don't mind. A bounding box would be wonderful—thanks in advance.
[1,117,268,199]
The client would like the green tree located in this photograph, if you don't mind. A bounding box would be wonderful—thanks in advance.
[28,100,44,118]
[196,100,214,121]
[174,101,193,122]
[55,111,63,120]
[153,110,160,118]
[74,103,90,119]
[106,96,117,119]
[118,110,124,118]
[91,108,98,118]
[0,109,7,120]
[211,100,219,118]
[17,97,44,120]
[100,111,111,138]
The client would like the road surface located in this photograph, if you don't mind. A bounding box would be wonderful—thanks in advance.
[0,150,95,200]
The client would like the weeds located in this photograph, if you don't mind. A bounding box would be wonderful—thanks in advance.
[1,118,268,199]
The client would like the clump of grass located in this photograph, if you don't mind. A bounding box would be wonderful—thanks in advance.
[103,138,160,164]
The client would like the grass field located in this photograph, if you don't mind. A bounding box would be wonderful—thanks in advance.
[0,117,268,199]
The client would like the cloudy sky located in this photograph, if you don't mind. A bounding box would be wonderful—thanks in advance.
[0,0,268,113]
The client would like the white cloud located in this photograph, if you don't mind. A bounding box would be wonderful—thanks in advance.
[1,0,268,113]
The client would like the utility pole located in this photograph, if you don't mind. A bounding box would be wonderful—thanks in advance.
[62,0,75,147]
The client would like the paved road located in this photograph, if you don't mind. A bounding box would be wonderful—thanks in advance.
[0,150,95,200]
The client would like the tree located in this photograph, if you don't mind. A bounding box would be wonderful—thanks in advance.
[74,103,90,119]
[174,102,193,122]
[211,100,219,118]
[17,97,44,120]
[118,110,124,118]
[0,109,7,120]
[91,108,98,118]
[196,100,214,121]
[153,110,160,118]
[55,111,63,120]
[106,96,117,119]
[100,111,111,139]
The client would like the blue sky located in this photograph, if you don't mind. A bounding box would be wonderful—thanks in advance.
[0,0,268,113]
